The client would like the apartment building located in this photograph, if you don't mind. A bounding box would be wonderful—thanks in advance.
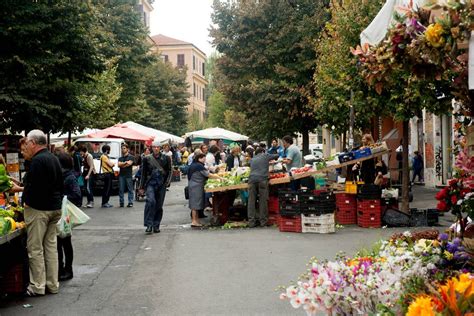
[151,34,208,121]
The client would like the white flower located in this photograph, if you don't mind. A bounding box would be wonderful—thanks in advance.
[290,296,303,308]
[403,231,412,237]
[286,286,298,298]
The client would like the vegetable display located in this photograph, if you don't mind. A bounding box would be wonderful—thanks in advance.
[0,205,25,237]
[0,165,13,193]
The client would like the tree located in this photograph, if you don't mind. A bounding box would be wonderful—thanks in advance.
[140,60,190,135]
[93,0,153,122]
[211,0,330,153]
[313,0,385,137]
[0,1,106,133]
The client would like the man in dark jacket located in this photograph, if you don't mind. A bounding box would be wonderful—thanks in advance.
[139,140,172,234]
[23,130,63,296]
[248,148,279,227]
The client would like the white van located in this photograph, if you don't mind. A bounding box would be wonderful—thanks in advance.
[309,144,323,158]
[73,138,125,193]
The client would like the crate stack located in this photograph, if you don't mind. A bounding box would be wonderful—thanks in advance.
[357,184,382,228]
[267,196,280,226]
[300,189,336,234]
[278,189,301,232]
[335,193,357,225]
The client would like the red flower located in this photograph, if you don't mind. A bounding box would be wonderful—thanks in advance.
[460,189,471,197]
[451,195,458,205]
[435,188,449,200]
[437,200,448,211]
[449,179,458,187]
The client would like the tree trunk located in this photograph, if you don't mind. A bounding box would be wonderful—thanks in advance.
[342,132,346,151]
[401,120,410,213]
[67,131,72,148]
[302,129,309,155]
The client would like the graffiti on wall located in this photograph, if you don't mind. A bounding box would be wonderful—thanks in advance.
[435,145,443,179]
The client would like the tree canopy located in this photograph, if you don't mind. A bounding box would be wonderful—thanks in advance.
[211,0,330,147]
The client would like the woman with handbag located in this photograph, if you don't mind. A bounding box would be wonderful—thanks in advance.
[56,153,82,281]
[187,153,222,227]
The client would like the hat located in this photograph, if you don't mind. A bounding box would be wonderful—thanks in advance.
[151,139,168,147]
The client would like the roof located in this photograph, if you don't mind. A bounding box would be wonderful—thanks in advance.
[151,34,207,57]
[151,34,192,46]
[185,127,249,142]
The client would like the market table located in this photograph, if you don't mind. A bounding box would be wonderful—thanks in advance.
[206,174,292,225]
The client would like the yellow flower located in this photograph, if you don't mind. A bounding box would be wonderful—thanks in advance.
[432,240,440,248]
[444,250,454,260]
[425,23,445,48]
[406,296,435,316]
[453,273,473,297]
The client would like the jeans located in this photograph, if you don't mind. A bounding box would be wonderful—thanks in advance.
[144,184,167,228]
[412,169,424,182]
[82,177,94,204]
[248,180,269,226]
[101,173,113,206]
[119,176,134,205]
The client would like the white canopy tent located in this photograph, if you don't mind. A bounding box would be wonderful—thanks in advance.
[121,121,185,144]
[184,127,249,142]
[50,129,101,144]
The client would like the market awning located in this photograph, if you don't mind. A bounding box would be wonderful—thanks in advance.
[87,125,154,143]
[121,121,184,144]
[185,127,249,142]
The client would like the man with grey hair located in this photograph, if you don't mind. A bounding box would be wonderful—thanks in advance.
[139,139,172,234]
[23,129,63,296]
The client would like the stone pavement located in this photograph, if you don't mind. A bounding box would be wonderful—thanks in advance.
[0,180,451,316]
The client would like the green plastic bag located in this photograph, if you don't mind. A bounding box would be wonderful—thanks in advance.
[57,196,72,238]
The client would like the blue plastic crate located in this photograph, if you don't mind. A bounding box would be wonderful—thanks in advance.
[353,147,372,159]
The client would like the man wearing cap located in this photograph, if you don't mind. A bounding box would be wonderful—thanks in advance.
[139,140,172,234]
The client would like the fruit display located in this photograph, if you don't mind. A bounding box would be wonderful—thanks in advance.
[291,166,313,174]
[269,173,288,180]
[0,205,25,237]
[0,165,13,193]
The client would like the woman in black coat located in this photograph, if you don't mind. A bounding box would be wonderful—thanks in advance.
[225,146,242,171]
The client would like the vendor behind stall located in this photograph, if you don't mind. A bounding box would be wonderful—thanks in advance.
[353,134,376,184]
[247,148,279,228]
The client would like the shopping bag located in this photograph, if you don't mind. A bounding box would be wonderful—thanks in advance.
[66,200,90,228]
[184,186,189,200]
[77,175,85,187]
[57,196,72,238]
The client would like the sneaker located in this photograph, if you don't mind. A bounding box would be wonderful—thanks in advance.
[119,204,124,207]
[86,203,94,208]
[145,226,152,234]
[127,203,133,208]
[153,227,160,233]
[101,203,113,208]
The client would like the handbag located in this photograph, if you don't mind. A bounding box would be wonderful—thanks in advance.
[77,175,85,187]
[184,186,189,200]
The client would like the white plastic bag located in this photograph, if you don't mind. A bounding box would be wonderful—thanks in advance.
[66,200,90,228]
[57,196,72,238]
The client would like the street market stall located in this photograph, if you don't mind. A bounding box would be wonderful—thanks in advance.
[184,127,249,144]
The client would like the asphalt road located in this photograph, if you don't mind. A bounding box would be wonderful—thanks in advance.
[0,180,449,316]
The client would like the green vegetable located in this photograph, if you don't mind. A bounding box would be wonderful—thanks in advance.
[0,209,15,218]
[0,217,11,236]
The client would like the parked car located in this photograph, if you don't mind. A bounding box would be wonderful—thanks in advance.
[73,138,125,195]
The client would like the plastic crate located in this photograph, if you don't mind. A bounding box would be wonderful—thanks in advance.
[353,147,372,159]
[268,214,280,226]
[410,208,439,227]
[278,215,302,233]
[278,189,298,201]
[357,199,381,211]
[345,182,358,194]
[301,213,335,225]
[336,193,357,206]
[302,223,335,234]
[357,209,382,228]
[279,201,301,216]
[338,152,355,163]
[268,196,279,214]
[336,205,357,225]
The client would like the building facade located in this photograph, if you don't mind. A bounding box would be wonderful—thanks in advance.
[151,34,208,121]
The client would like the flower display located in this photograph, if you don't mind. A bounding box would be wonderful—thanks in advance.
[280,231,473,315]
[425,23,445,48]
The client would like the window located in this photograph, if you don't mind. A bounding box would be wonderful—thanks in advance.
[202,62,205,76]
[177,54,185,67]
[202,87,205,101]
[193,56,195,70]
[193,83,196,97]
[162,54,168,63]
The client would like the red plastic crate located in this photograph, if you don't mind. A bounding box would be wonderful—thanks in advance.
[336,206,357,225]
[268,196,280,214]
[278,215,302,233]
[0,263,26,294]
[313,189,328,196]
[268,214,280,226]
[357,209,382,228]
[357,199,381,211]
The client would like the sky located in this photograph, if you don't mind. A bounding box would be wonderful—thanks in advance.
[149,0,215,56]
